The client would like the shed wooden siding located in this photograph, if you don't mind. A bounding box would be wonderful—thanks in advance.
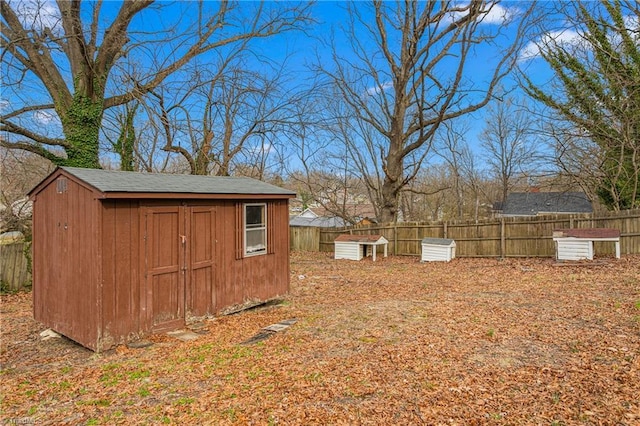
[100,200,141,347]
[32,175,100,348]
[215,200,290,312]
[99,199,291,350]
[30,167,294,352]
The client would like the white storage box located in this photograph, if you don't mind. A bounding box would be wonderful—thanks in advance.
[421,238,456,262]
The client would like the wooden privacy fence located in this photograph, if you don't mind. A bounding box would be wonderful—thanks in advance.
[290,209,640,258]
[290,226,320,252]
[0,242,31,291]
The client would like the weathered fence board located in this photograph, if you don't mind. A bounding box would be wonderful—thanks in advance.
[290,226,320,252]
[0,242,31,291]
[292,209,640,258]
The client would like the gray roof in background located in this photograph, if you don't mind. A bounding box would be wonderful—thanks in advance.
[60,167,295,196]
[502,192,593,216]
[289,215,347,228]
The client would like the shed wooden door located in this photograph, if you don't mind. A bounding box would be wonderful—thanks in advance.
[143,206,186,332]
[187,206,216,316]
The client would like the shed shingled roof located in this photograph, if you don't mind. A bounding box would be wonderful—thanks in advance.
[49,167,296,196]
[502,192,592,216]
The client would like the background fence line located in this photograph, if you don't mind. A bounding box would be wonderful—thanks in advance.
[292,209,640,257]
[0,242,31,292]
[3,210,638,293]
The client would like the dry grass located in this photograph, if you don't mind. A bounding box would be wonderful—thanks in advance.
[1,252,639,425]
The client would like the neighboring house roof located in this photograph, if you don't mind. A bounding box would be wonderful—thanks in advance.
[502,192,592,216]
[30,167,296,198]
[301,203,377,221]
[289,215,347,228]
[298,208,319,218]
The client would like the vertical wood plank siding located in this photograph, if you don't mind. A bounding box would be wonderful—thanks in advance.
[267,203,276,255]
[235,203,243,260]
[100,200,141,349]
[32,176,99,350]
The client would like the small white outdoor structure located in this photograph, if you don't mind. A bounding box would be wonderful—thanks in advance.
[334,234,388,261]
[552,228,620,261]
[421,238,456,262]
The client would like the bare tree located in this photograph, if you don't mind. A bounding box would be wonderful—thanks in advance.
[479,97,540,203]
[149,58,297,176]
[316,1,535,223]
[399,165,456,221]
[0,148,54,233]
[1,1,312,168]
[434,120,494,221]
[283,90,375,224]
[435,121,469,219]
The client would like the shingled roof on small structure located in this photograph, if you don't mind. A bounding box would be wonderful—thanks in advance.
[553,228,620,239]
[502,192,592,216]
[31,167,296,199]
[334,234,387,243]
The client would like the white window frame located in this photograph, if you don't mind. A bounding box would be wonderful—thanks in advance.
[244,203,267,256]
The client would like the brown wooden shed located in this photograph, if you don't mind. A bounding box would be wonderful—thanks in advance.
[28,167,295,351]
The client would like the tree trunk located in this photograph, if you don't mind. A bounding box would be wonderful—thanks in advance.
[379,144,404,223]
[114,104,138,171]
[60,94,103,168]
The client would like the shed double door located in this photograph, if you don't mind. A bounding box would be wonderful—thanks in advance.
[142,205,216,332]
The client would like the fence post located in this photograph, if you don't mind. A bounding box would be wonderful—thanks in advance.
[500,217,506,259]
[393,223,398,255]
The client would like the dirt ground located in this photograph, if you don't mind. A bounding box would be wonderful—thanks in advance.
[1,252,639,425]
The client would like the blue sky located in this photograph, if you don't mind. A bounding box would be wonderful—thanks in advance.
[1,1,608,173]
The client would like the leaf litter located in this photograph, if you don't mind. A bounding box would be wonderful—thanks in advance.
[1,252,639,425]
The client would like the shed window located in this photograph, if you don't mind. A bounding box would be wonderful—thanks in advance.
[244,203,267,256]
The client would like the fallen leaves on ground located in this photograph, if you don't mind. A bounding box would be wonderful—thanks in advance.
[1,253,639,425]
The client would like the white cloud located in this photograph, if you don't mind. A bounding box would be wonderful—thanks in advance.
[33,110,56,125]
[520,13,639,62]
[366,81,394,96]
[442,3,518,26]
[478,4,517,25]
[8,0,61,32]
[519,29,581,62]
